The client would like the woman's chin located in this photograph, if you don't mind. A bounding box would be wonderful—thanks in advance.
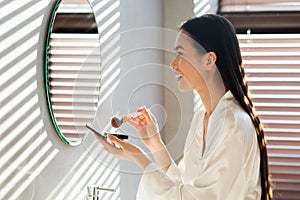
[178,85,192,92]
[177,78,193,92]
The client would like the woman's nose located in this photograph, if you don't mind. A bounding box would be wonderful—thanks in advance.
[170,56,178,69]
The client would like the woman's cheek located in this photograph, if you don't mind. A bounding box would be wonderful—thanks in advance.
[178,58,182,66]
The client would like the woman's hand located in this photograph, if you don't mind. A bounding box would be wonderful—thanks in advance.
[94,133,151,170]
[127,106,163,150]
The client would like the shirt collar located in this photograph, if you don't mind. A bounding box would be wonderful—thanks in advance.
[205,90,236,118]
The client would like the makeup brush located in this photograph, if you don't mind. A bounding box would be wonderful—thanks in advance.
[111,112,140,128]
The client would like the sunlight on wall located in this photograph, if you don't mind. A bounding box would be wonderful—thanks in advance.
[0,1,58,199]
[0,0,122,199]
[193,0,218,17]
[91,0,121,109]
[45,140,120,200]
[193,90,202,112]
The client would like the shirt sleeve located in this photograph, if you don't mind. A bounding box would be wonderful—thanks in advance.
[136,162,183,200]
[136,109,256,200]
[165,161,182,182]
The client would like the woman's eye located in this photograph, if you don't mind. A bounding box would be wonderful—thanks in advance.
[175,52,183,58]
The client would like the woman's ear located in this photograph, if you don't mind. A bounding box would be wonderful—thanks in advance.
[206,51,217,70]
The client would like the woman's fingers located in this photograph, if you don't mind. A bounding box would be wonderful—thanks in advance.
[141,106,152,123]
[128,115,146,128]
[148,110,157,123]
[107,134,125,148]
[127,119,140,129]
[94,133,121,155]
[136,106,152,124]
[94,132,106,142]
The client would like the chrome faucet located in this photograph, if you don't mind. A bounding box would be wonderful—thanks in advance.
[86,186,115,200]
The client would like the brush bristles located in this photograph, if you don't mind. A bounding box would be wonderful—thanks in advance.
[111,117,123,128]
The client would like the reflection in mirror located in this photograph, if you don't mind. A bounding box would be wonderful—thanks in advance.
[45,0,100,146]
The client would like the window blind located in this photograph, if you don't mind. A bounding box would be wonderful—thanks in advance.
[48,33,101,142]
[220,0,300,12]
[238,33,300,199]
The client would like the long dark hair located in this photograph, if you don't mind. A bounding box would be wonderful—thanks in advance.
[180,14,272,200]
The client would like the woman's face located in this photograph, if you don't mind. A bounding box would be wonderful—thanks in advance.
[170,30,208,92]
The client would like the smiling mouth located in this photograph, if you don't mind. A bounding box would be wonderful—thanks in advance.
[175,74,184,81]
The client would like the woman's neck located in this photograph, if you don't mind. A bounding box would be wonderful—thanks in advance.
[196,79,226,116]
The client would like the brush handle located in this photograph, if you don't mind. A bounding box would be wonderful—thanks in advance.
[122,112,140,122]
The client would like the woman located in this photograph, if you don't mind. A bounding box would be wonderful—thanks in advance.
[96,14,272,199]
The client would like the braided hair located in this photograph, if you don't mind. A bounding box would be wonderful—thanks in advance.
[180,14,272,200]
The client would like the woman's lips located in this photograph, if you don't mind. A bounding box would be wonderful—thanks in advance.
[175,71,184,81]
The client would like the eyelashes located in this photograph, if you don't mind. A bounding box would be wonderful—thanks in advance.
[175,52,184,61]
[175,51,183,56]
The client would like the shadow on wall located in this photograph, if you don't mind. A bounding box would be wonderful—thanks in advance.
[0,0,122,199]
[193,0,218,17]
[0,1,59,199]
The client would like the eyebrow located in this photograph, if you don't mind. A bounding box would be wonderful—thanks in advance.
[174,45,184,51]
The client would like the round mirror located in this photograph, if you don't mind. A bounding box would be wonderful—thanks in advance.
[45,0,100,146]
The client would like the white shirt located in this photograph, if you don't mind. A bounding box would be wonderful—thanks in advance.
[136,91,261,200]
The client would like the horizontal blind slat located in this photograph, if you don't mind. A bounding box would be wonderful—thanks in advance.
[220,0,300,12]
[50,82,100,86]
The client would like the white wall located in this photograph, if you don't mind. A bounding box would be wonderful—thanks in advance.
[112,0,165,199]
